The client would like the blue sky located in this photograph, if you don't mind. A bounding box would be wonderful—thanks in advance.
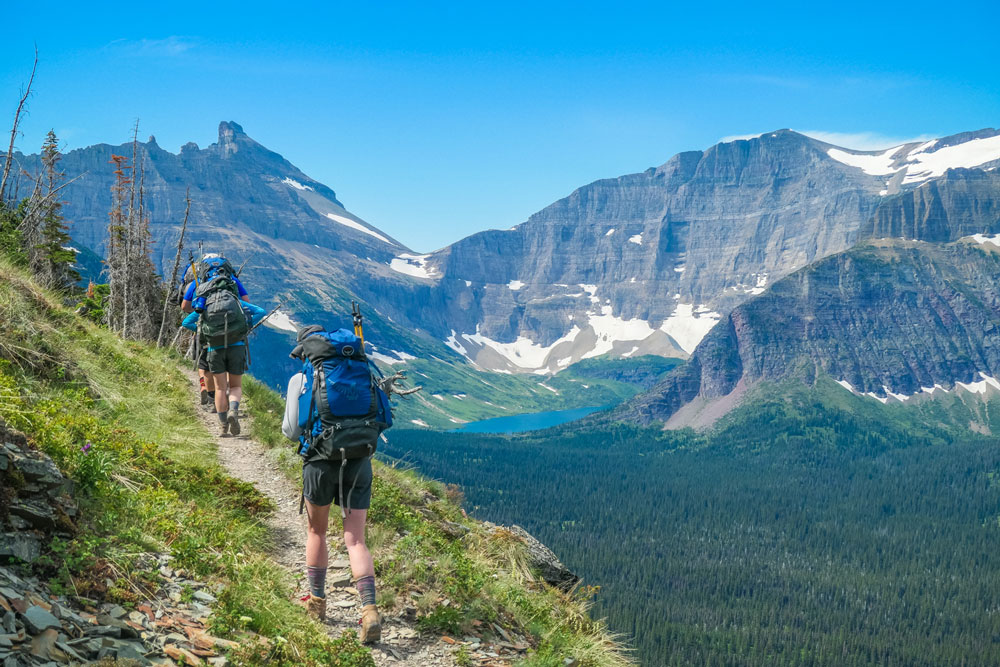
[3,1,999,252]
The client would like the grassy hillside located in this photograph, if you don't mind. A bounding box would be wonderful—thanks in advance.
[0,256,633,666]
[384,376,1000,666]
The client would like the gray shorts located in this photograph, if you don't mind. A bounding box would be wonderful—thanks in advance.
[197,346,210,371]
[207,345,247,375]
[303,458,373,509]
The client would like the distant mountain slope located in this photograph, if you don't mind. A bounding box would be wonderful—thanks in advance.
[401,128,1000,373]
[621,237,1000,428]
[11,122,1000,427]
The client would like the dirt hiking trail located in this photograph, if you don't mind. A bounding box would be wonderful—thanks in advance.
[186,371,510,666]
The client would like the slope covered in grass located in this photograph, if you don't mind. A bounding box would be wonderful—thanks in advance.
[0,256,377,665]
[0,256,632,666]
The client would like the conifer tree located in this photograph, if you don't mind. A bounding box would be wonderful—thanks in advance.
[31,130,79,290]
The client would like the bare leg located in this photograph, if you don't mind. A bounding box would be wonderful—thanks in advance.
[228,373,243,404]
[213,372,230,413]
[343,509,374,580]
[203,370,215,392]
[305,500,331,570]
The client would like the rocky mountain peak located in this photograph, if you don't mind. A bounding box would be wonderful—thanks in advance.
[216,120,250,157]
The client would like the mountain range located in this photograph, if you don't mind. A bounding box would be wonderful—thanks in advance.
[11,122,1000,429]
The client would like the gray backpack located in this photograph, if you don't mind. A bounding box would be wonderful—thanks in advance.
[195,276,248,347]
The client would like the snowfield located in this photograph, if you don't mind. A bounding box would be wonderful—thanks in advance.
[325,213,394,244]
[827,134,1000,187]
[389,253,440,279]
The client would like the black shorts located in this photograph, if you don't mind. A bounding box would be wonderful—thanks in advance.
[303,458,373,509]
[197,346,210,371]
[207,345,247,375]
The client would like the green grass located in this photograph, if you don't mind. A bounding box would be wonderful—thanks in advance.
[0,256,374,666]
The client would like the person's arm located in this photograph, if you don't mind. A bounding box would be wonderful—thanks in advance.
[282,372,306,439]
[181,282,196,313]
[243,302,268,328]
[235,277,249,301]
[181,311,200,332]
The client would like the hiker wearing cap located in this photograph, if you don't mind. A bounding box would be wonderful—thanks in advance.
[180,254,250,411]
[181,293,266,436]
[281,324,393,643]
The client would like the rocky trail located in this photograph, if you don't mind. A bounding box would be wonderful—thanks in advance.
[189,373,516,667]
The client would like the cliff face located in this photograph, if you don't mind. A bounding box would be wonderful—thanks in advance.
[622,239,1000,426]
[12,123,1000,392]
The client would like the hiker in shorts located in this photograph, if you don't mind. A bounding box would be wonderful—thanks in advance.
[181,298,266,435]
[180,254,250,411]
[281,325,384,643]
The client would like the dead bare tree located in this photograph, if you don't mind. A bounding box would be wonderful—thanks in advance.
[157,190,191,347]
[104,154,131,334]
[0,47,37,204]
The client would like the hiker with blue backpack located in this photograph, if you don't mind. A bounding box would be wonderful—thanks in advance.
[179,254,251,411]
[281,319,393,643]
[180,258,266,435]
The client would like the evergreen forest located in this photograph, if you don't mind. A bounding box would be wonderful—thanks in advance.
[383,381,1000,666]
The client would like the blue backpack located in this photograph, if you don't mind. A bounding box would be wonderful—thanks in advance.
[294,328,393,463]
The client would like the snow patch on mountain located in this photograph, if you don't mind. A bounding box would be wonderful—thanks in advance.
[660,304,721,354]
[964,233,1000,247]
[390,253,440,279]
[264,309,298,333]
[628,234,643,245]
[282,177,314,191]
[325,213,393,244]
[827,134,1000,186]
[826,146,901,175]
[508,280,525,291]
[836,373,1000,403]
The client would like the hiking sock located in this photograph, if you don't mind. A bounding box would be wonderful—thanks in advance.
[230,400,240,415]
[307,566,327,599]
[356,575,376,607]
[208,391,216,401]
[217,411,228,425]
[199,377,206,390]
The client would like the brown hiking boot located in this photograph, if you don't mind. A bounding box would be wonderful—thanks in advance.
[359,604,381,644]
[306,595,326,621]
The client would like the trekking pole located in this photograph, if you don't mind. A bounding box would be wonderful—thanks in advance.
[235,252,255,277]
[352,301,365,347]
[246,302,285,337]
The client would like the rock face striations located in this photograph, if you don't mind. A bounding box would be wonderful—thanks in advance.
[621,239,1000,427]
[11,123,1000,399]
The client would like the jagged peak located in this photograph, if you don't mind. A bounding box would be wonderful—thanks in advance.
[218,120,246,139]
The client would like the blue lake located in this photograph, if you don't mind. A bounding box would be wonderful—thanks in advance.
[452,405,609,434]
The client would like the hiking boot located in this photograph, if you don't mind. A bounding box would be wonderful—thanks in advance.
[306,595,326,621]
[359,604,381,644]
[227,412,241,436]
[221,418,230,436]
[209,404,218,414]
[200,388,210,405]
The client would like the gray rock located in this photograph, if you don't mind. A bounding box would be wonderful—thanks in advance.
[2,611,14,633]
[21,606,60,634]
[111,640,150,664]
[106,605,127,620]
[94,614,138,639]
[192,590,216,603]
[0,534,41,564]
[7,454,63,490]
[508,525,580,592]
